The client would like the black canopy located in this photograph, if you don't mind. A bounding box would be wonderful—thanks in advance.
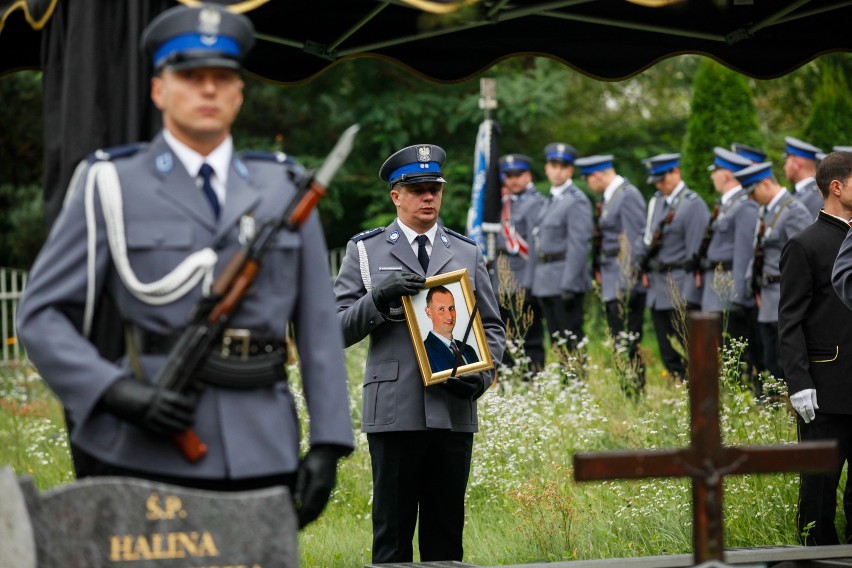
[5,0,851,83]
[1,0,851,224]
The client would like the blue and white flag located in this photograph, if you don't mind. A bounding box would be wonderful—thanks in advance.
[466,118,501,257]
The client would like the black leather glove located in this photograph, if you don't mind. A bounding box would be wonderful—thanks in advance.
[100,377,197,437]
[442,373,488,401]
[294,445,350,529]
[371,271,426,313]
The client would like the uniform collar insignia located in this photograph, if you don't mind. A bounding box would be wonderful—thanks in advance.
[155,152,173,173]
[440,232,449,247]
[388,229,400,243]
[234,158,249,178]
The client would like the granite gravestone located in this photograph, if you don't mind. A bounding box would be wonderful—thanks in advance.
[0,465,298,568]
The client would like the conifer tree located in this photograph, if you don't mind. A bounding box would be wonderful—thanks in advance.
[802,57,852,151]
[681,59,763,202]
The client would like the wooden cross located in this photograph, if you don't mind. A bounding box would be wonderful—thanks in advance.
[574,312,838,564]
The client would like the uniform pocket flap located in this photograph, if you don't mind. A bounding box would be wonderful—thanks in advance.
[273,231,301,249]
[808,345,839,363]
[127,222,192,249]
[364,360,399,385]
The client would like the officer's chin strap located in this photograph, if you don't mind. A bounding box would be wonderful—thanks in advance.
[82,161,218,337]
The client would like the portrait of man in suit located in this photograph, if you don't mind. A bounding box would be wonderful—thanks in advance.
[423,285,480,373]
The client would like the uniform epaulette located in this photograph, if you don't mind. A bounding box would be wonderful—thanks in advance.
[351,227,384,243]
[89,143,145,163]
[443,227,476,245]
[240,150,295,164]
[686,192,699,200]
[240,151,307,183]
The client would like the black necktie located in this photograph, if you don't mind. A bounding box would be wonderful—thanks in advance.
[415,234,430,273]
[450,340,464,364]
[198,163,220,219]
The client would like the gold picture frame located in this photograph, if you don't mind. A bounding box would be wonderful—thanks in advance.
[402,268,494,386]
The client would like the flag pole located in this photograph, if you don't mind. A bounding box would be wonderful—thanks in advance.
[478,78,501,267]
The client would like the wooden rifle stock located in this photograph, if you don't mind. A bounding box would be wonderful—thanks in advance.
[158,173,332,463]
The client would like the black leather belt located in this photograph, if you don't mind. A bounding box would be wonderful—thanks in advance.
[761,274,781,286]
[136,328,288,389]
[138,329,287,358]
[538,252,566,263]
[601,248,620,258]
[648,260,687,273]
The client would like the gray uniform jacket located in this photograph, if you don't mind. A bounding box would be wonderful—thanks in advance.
[334,220,505,434]
[496,184,546,281]
[749,190,813,323]
[16,134,354,479]
[643,186,711,310]
[700,188,759,312]
[525,184,593,296]
[794,177,823,221]
[597,179,647,303]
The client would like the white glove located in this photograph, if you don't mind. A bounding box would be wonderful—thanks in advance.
[790,389,819,423]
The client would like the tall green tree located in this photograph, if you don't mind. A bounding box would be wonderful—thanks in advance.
[802,57,852,151]
[681,59,763,202]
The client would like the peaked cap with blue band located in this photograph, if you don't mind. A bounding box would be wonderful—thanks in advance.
[731,142,767,163]
[544,143,577,164]
[642,153,680,184]
[784,136,823,161]
[708,147,753,172]
[380,144,446,187]
[575,155,614,175]
[499,154,533,175]
[733,161,774,192]
[142,3,256,72]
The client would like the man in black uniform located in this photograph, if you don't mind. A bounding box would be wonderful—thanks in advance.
[780,151,852,544]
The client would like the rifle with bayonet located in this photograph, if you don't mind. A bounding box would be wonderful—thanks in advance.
[154,124,360,462]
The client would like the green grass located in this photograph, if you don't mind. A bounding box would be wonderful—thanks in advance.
[1,297,836,566]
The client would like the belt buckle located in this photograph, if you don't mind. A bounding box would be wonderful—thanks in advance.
[222,328,251,360]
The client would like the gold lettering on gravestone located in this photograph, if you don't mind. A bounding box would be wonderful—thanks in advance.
[109,492,223,562]
[146,492,188,520]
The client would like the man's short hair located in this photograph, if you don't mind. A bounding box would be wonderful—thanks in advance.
[816,151,852,198]
[426,285,453,305]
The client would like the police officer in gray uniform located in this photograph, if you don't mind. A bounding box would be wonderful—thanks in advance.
[576,154,647,392]
[700,147,761,375]
[333,144,504,563]
[638,153,711,380]
[735,161,813,382]
[495,153,546,371]
[16,3,354,528]
[784,136,824,220]
[525,143,593,350]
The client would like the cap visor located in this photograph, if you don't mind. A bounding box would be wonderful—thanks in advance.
[161,56,242,72]
[395,175,446,185]
[647,174,664,184]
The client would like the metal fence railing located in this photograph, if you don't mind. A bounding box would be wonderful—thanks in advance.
[1,268,26,365]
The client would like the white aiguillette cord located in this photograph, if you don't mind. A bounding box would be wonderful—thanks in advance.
[82,161,218,336]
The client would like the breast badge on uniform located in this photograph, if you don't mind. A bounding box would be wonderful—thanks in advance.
[239,214,256,245]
